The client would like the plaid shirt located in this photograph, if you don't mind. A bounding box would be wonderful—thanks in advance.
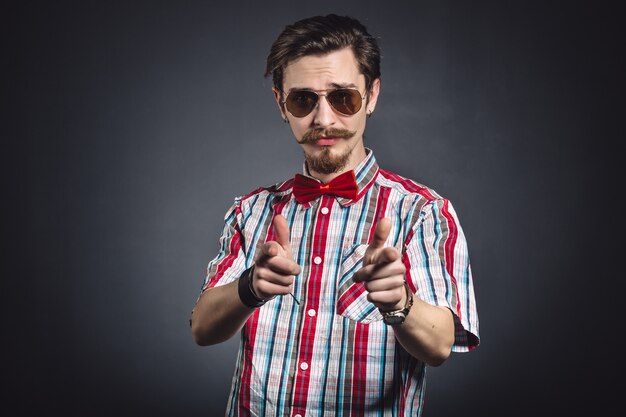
[200,150,479,417]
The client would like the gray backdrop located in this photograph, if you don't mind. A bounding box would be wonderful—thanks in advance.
[5,0,622,416]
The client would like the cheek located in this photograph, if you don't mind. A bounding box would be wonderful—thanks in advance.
[347,116,366,135]
[289,125,304,143]
[290,119,310,139]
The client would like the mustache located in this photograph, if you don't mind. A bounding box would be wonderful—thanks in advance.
[299,128,356,144]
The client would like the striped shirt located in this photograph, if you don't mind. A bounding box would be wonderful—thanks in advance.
[201,149,480,417]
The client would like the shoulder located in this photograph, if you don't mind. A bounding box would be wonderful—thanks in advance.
[233,177,295,208]
[376,168,444,204]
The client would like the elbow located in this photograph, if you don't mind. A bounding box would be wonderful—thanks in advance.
[425,334,454,367]
[191,318,236,346]
[426,345,452,367]
[192,334,211,347]
[426,310,455,366]
[192,327,221,346]
[403,337,453,366]
[190,314,219,346]
[191,322,210,346]
[190,296,224,346]
[191,322,225,346]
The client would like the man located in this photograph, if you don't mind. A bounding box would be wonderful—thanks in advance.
[191,14,479,416]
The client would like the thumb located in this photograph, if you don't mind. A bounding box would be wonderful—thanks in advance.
[369,217,391,250]
[364,217,391,265]
[272,214,292,255]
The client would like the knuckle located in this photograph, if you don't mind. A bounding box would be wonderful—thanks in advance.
[393,276,405,286]
[394,262,406,274]
[255,281,270,294]
[255,268,268,281]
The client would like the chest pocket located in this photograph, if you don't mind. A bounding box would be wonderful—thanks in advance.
[336,244,383,323]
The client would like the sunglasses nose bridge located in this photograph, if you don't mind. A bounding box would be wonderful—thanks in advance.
[318,91,350,116]
[312,92,338,124]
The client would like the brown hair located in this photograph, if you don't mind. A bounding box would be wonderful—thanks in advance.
[265,14,381,94]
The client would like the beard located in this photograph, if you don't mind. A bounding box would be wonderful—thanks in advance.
[299,127,357,175]
[305,147,352,174]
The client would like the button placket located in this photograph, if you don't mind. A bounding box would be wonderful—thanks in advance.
[292,196,332,411]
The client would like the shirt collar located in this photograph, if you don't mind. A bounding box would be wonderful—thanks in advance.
[298,148,379,207]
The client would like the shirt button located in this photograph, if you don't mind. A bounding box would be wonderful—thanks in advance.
[313,256,322,265]
[300,362,309,371]
[307,309,316,317]
[320,207,329,215]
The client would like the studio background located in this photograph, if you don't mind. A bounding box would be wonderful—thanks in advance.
[5,1,621,416]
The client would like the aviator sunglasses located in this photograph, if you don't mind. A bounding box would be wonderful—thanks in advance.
[282,88,367,118]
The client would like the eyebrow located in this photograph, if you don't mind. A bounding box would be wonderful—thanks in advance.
[329,82,358,89]
[287,82,359,93]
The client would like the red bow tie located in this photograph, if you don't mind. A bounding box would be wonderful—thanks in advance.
[293,171,358,204]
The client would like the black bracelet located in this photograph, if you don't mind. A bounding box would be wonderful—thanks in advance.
[238,265,272,308]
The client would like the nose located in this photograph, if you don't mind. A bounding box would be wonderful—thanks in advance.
[312,95,336,128]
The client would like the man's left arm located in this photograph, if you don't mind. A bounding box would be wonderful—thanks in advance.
[353,217,455,366]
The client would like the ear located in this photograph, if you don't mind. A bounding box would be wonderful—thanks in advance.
[365,78,381,115]
[272,87,288,121]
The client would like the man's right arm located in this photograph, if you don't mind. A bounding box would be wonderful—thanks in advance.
[191,214,300,346]
[191,279,256,346]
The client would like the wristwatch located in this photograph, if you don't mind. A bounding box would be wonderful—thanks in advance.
[381,283,414,326]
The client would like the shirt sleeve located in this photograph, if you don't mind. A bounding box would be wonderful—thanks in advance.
[199,199,249,294]
[404,198,480,352]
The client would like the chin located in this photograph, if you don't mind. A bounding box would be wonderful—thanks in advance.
[305,148,351,175]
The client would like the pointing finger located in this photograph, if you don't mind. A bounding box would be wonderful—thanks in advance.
[261,241,281,258]
[254,242,281,265]
[370,247,400,265]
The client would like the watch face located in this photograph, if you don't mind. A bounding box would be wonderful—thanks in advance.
[383,313,405,325]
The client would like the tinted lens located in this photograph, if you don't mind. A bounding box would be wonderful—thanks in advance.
[327,89,363,115]
[285,91,319,117]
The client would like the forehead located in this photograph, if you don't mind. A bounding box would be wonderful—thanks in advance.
[283,47,365,90]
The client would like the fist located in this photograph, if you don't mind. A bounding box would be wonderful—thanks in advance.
[353,218,407,312]
[253,215,301,300]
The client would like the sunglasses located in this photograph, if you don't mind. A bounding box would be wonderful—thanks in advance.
[282,88,367,118]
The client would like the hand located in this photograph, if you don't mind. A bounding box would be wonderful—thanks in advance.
[252,215,301,300]
[353,218,407,312]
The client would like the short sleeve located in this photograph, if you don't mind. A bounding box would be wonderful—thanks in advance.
[404,198,480,352]
[199,199,249,294]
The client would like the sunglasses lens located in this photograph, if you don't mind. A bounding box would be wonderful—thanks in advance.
[285,91,318,117]
[327,89,363,115]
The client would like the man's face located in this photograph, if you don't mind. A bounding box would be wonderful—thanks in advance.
[273,48,380,176]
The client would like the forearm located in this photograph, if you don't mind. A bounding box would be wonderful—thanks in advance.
[191,280,255,346]
[392,297,455,366]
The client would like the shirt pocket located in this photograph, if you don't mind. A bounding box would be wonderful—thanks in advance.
[336,244,383,323]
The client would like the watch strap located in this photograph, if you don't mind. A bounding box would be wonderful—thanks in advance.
[381,282,413,325]
[238,265,271,308]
